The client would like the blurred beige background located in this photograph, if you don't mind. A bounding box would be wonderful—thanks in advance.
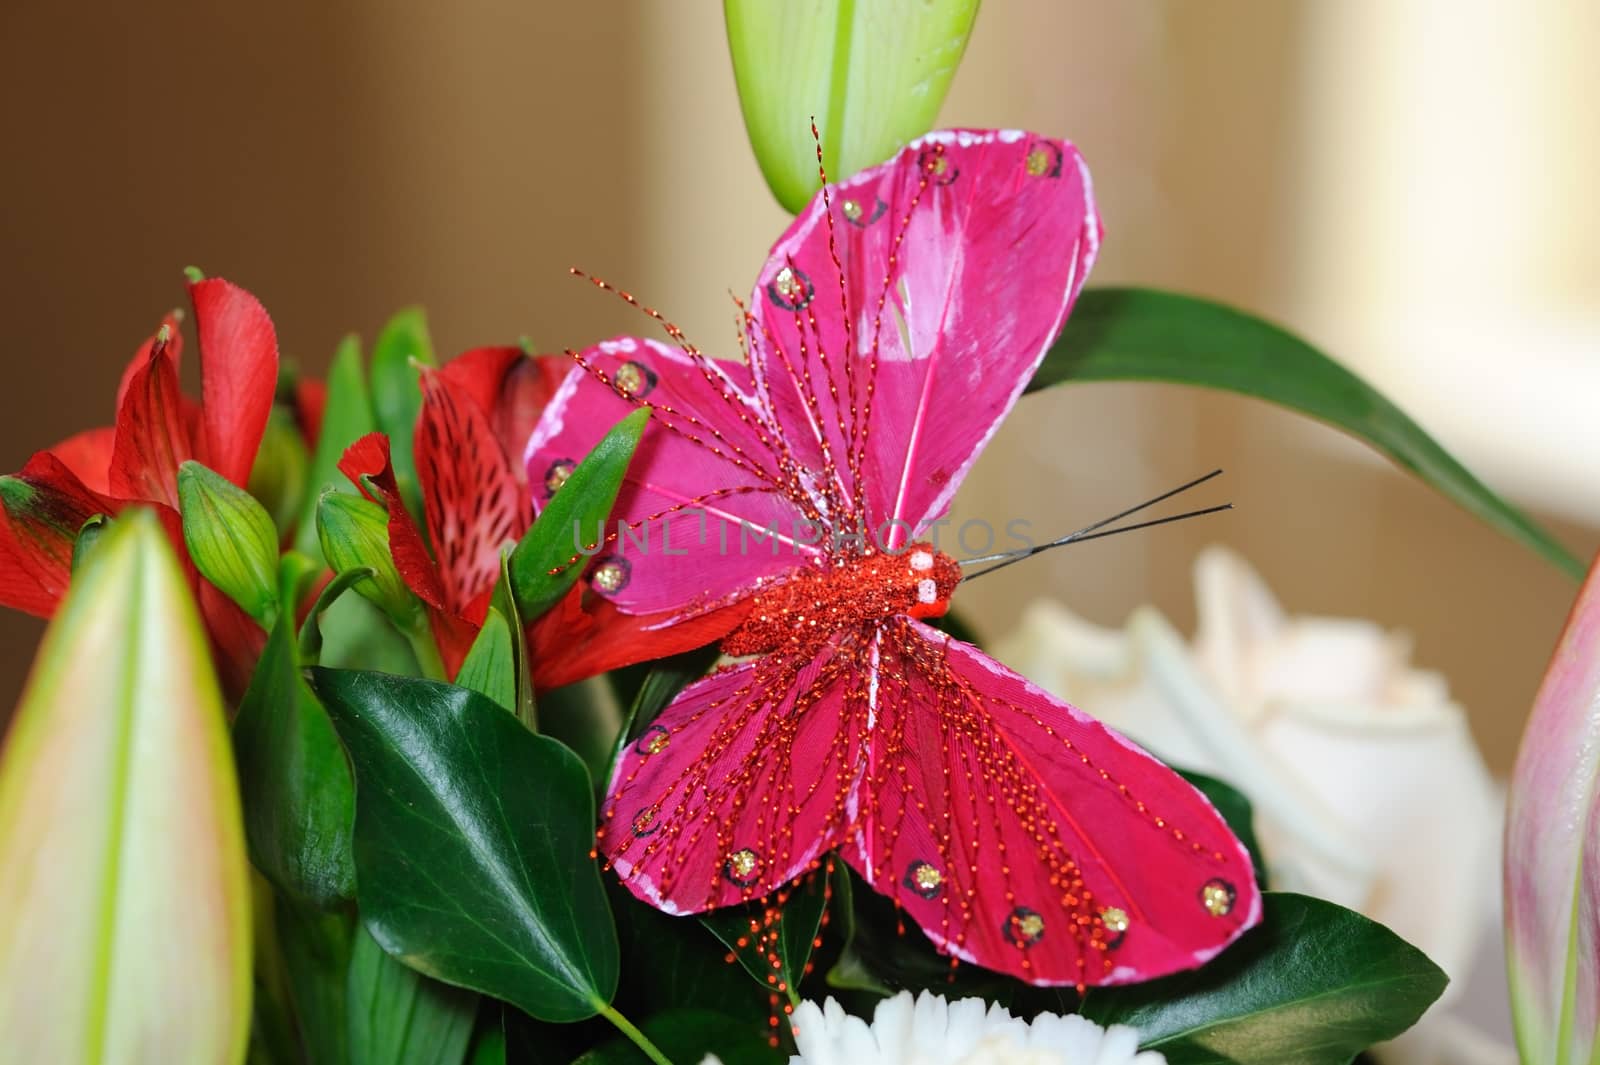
[0,1,1594,771]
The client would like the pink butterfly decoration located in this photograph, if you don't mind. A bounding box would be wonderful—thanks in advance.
[526,129,1262,987]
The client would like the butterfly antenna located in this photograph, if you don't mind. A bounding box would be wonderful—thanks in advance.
[959,469,1231,580]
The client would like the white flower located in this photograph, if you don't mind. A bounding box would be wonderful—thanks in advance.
[992,545,1513,1065]
[698,991,1165,1065]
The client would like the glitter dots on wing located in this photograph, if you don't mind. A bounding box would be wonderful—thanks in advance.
[1099,906,1129,949]
[723,847,761,888]
[908,550,934,572]
[612,360,658,400]
[903,860,944,900]
[1003,907,1046,948]
[591,557,631,595]
[634,725,670,757]
[542,458,576,496]
[1200,878,1237,917]
[840,196,887,227]
[765,266,815,312]
[631,806,659,837]
[915,578,938,604]
[1024,140,1063,178]
[918,146,960,186]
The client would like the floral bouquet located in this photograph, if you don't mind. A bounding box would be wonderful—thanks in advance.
[0,6,1593,1065]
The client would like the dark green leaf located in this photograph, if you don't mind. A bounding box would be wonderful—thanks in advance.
[572,1009,782,1065]
[1031,288,1582,579]
[703,864,830,1002]
[1178,769,1267,888]
[348,922,477,1065]
[247,885,305,1065]
[456,606,516,713]
[509,409,650,619]
[370,307,436,525]
[296,334,376,558]
[466,1025,506,1065]
[538,680,624,791]
[311,669,621,1022]
[277,898,354,1065]
[1080,893,1448,1065]
[234,617,355,907]
[609,880,769,1022]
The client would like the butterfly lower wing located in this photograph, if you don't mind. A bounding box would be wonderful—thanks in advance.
[845,618,1260,987]
[600,634,871,913]
[749,129,1101,544]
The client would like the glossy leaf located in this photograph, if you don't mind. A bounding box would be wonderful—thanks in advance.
[179,459,281,624]
[509,408,649,619]
[1505,551,1600,1064]
[317,489,424,630]
[0,509,252,1062]
[488,551,537,729]
[1080,893,1446,1065]
[703,863,830,1003]
[233,613,356,908]
[296,334,376,558]
[370,307,436,525]
[1030,287,1582,580]
[726,0,979,213]
[456,606,516,713]
[573,1008,782,1065]
[310,668,621,1022]
[348,923,476,1065]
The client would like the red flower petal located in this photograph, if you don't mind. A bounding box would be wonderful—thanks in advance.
[190,278,278,488]
[116,312,184,414]
[0,453,121,616]
[337,432,448,611]
[109,335,196,507]
[415,368,530,614]
[440,347,571,483]
[47,427,116,496]
[527,586,749,692]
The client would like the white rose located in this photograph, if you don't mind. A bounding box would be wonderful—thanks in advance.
[992,546,1511,1065]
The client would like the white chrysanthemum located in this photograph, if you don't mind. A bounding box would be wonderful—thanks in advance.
[702,991,1165,1065]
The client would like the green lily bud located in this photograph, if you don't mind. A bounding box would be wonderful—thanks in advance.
[70,514,111,574]
[0,508,251,1062]
[247,406,310,537]
[726,0,980,213]
[315,489,420,630]
[178,460,281,625]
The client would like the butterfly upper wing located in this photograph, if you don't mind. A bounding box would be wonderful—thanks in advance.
[525,338,822,619]
[749,130,1101,546]
[600,635,871,913]
[845,619,1260,986]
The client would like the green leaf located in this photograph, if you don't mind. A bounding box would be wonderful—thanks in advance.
[573,1008,782,1065]
[370,307,437,525]
[178,459,282,624]
[296,333,376,558]
[457,606,516,713]
[348,922,477,1065]
[233,614,356,907]
[726,0,980,213]
[488,551,537,730]
[276,898,354,1065]
[509,408,650,619]
[702,864,830,1004]
[317,489,424,630]
[1031,287,1582,579]
[1178,769,1268,888]
[609,881,770,1022]
[466,1025,506,1065]
[310,669,621,1022]
[1079,893,1448,1065]
[250,405,312,537]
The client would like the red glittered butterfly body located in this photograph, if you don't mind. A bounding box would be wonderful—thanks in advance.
[526,130,1261,987]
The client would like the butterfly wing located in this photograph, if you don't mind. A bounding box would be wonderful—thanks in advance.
[525,338,822,618]
[749,129,1100,546]
[600,634,871,913]
[845,618,1260,986]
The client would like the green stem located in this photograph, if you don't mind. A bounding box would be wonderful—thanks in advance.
[404,623,448,682]
[597,1003,675,1065]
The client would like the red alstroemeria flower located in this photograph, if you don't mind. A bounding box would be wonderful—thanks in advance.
[339,345,746,690]
[0,277,278,685]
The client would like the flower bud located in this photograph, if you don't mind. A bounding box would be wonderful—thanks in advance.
[315,489,419,629]
[247,406,309,537]
[178,459,281,625]
[0,508,251,1062]
[726,0,979,212]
